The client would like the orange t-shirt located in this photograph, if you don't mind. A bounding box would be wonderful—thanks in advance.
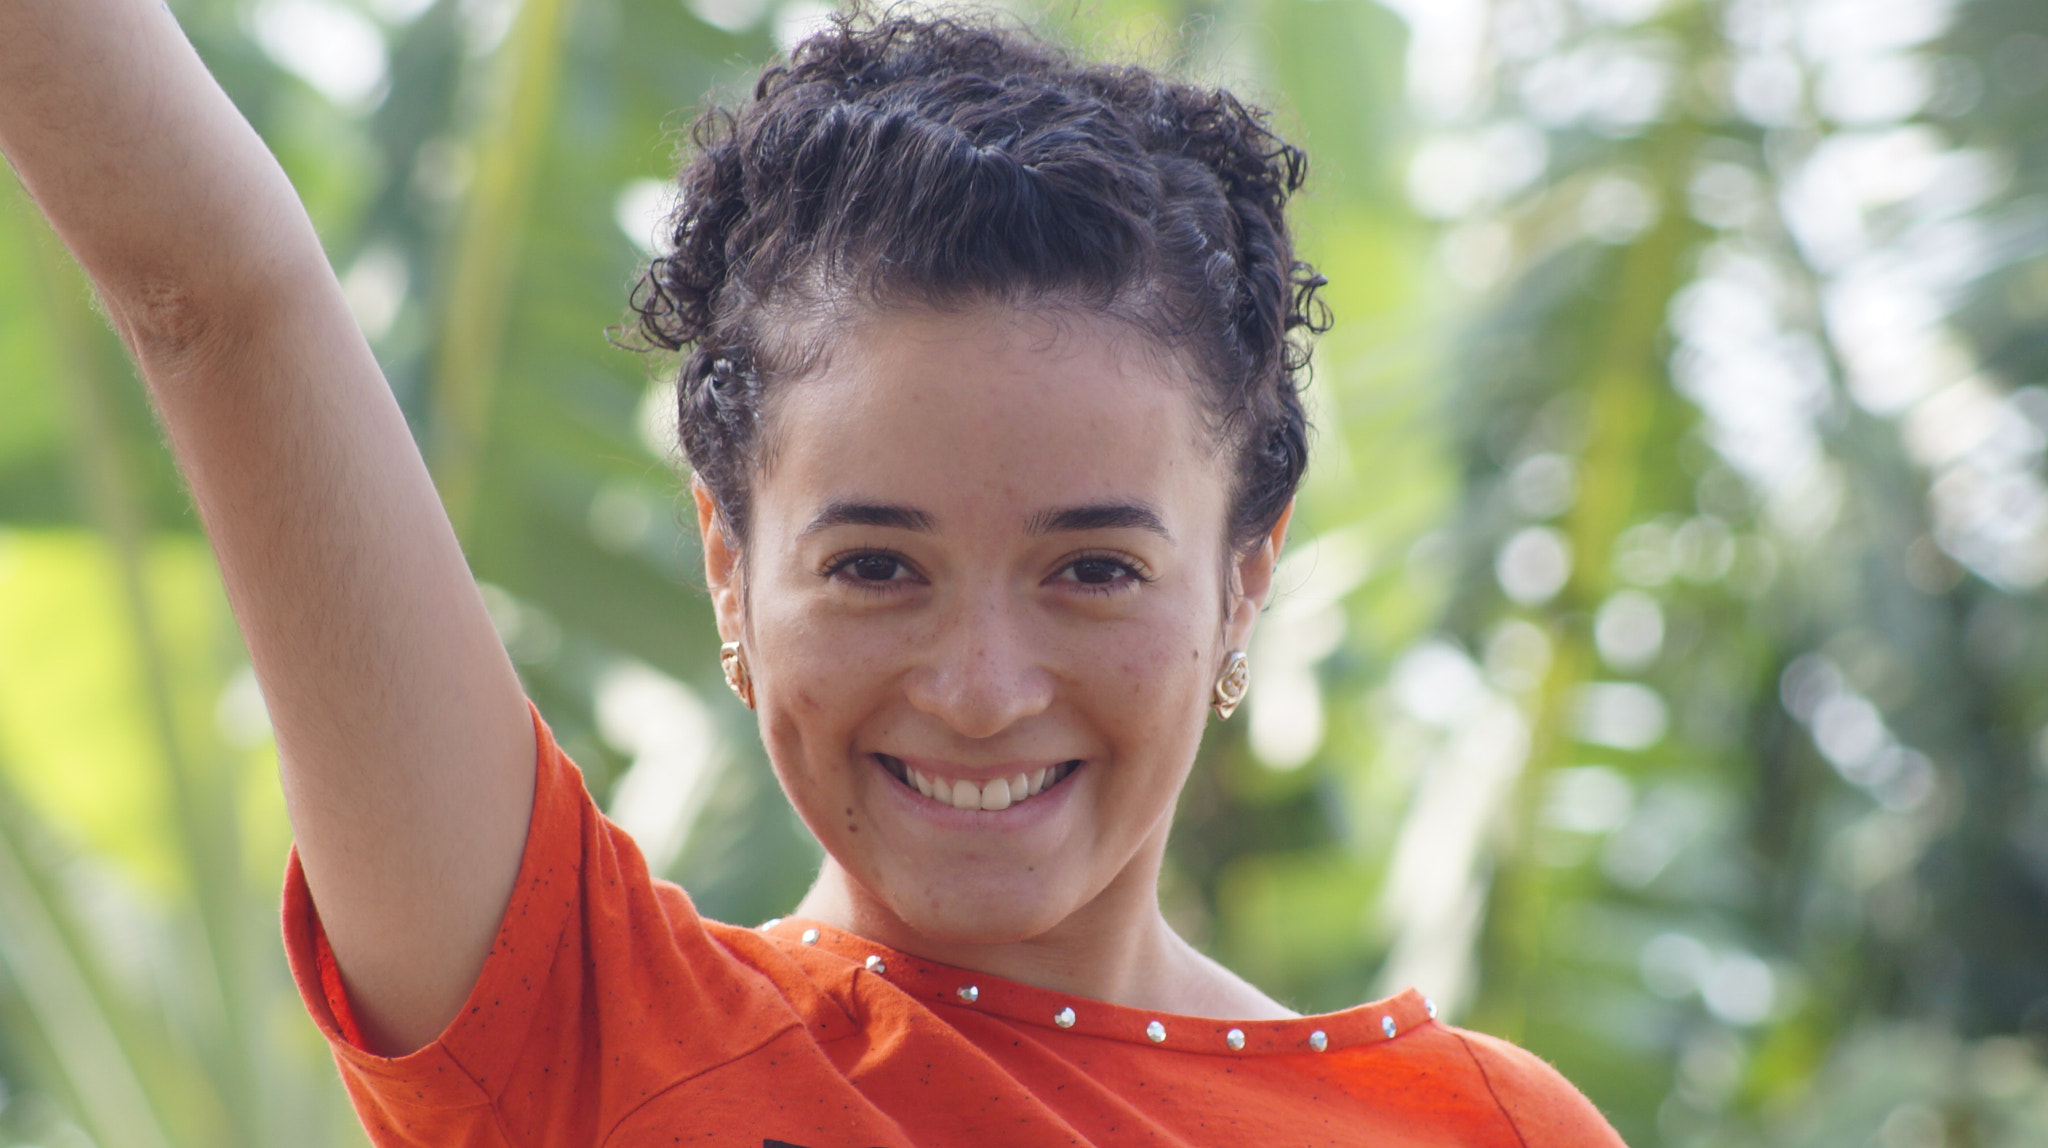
[282,709,1626,1147]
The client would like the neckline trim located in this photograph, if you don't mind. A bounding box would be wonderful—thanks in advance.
[758,917,1438,1056]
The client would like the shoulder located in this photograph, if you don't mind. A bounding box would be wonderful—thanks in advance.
[1447,1026,1629,1147]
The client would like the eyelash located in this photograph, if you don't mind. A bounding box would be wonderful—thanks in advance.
[1055,551,1153,595]
[822,549,921,594]
[818,550,1153,595]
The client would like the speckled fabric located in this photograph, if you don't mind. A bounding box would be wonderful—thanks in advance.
[281,708,1627,1147]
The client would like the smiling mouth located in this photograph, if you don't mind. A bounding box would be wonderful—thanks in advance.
[875,754,1080,812]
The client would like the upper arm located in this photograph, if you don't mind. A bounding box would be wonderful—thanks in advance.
[3,0,536,1055]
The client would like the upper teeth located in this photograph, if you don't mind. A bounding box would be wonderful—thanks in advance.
[904,763,1066,811]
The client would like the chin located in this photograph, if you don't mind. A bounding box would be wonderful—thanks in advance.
[827,839,1097,945]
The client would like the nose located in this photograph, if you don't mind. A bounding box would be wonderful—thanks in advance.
[902,587,1056,739]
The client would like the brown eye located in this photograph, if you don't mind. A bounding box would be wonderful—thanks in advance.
[1070,558,1126,584]
[822,549,921,592]
[849,554,903,581]
[1055,555,1147,591]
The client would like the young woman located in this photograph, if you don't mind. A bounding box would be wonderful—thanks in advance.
[0,3,1624,1143]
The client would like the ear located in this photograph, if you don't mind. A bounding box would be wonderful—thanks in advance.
[1223,500,1294,654]
[692,476,746,641]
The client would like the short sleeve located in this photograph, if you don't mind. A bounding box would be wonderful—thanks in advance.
[281,704,821,1146]
[1455,1029,1629,1148]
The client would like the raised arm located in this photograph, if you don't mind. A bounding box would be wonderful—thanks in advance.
[0,0,534,1054]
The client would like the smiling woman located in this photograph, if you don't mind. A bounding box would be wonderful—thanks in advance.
[0,0,1621,1143]
[720,307,1269,985]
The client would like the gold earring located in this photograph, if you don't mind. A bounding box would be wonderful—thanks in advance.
[1212,651,1249,720]
[719,640,755,709]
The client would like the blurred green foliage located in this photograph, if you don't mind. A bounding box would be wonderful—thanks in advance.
[3,0,2048,1144]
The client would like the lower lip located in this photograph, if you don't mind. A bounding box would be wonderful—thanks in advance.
[871,756,1081,831]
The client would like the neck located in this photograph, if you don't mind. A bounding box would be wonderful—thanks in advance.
[791,840,1292,1019]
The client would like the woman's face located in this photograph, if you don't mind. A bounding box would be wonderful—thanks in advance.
[699,305,1284,945]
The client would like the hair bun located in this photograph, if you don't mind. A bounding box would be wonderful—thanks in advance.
[628,5,1324,549]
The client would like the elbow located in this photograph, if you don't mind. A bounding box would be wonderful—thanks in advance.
[106,275,233,368]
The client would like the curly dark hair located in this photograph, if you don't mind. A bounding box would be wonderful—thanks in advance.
[631,6,1327,555]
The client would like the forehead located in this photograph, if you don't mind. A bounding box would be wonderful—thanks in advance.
[756,307,1223,532]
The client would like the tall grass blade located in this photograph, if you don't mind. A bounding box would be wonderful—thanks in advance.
[430,0,579,535]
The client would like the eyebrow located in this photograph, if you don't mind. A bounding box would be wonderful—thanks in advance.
[798,500,1172,540]
[1027,502,1172,540]
[800,501,937,536]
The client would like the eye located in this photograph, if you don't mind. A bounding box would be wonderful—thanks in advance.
[824,550,920,590]
[1068,558,1127,584]
[849,554,903,581]
[1053,554,1150,592]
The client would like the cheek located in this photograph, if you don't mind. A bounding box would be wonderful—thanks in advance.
[758,697,867,850]
[1081,616,1216,754]
[1102,593,1218,688]
[750,603,921,814]
[753,637,866,790]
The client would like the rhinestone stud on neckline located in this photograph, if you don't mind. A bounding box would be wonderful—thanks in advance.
[1054,1006,1076,1028]
[957,984,979,1003]
[1145,1020,1167,1043]
[1226,1028,1246,1051]
[1425,998,1438,1019]
[800,928,820,945]
[1308,1030,1328,1052]
[864,954,886,974]
[1382,1015,1397,1038]
[761,917,782,930]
